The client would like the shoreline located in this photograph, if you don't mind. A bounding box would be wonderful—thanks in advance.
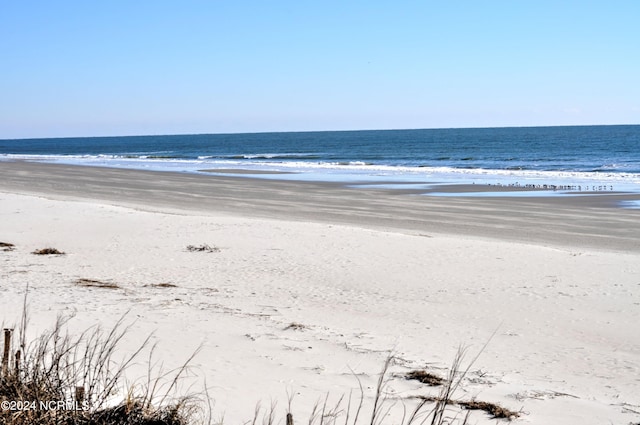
[199,168,298,174]
[1,161,639,424]
[1,161,639,252]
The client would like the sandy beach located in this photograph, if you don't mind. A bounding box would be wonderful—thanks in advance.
[1,161,639,424]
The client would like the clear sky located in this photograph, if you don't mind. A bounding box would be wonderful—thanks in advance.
[1,1,639,138]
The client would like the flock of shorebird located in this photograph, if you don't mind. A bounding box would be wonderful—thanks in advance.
[489,182,616,191]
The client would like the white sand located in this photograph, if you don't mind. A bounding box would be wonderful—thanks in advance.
[1,187,639,424]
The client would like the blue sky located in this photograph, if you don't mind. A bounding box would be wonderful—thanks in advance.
[1,1,639,138]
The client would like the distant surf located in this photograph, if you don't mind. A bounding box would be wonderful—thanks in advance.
[2,125,640,194]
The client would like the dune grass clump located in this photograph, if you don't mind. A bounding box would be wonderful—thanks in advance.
[84,399,193,425]
[31,247,65,256]
[1,304,201,425]
[269,349,518,425]
[406,346,520,422]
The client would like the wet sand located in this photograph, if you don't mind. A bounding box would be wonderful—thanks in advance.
[1,161,639,252]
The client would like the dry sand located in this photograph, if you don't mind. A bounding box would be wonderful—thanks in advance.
[1,161,639,424]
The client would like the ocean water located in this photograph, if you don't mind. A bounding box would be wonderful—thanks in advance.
[2,125,640,195]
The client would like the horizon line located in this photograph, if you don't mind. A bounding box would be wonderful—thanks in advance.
[2,122,639,141]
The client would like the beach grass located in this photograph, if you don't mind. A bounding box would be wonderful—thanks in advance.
[2,303,517,425]
[1,300,200,425]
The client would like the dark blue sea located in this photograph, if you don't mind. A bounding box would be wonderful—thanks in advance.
[2,125,640,196]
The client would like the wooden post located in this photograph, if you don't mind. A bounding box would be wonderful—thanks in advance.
[75,386,85,403]
[2,328,11,377]
[286,412,294,425]
[14,349,21,377]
